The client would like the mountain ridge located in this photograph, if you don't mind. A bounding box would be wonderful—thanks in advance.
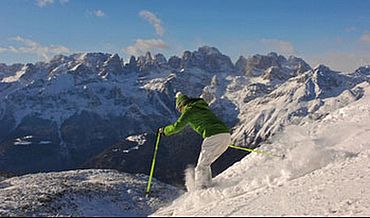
[0,46,369,186]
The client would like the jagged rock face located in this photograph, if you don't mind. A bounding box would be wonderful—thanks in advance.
[136,52,156,75]
[242,83,272,103]
[355,65,370,75]
[287,56,312,75]
[0,47,369,187]
[181,46,235,74]
[262,66,291,82]
[154,53,167,66]
[235,53,283,76]
[122,56,139,74]
[0,64,23,80]
[101,54,123,77]
[235,52,311,81]
[351,65,370,82]
[250,53,284,70]
[168,56,181,69]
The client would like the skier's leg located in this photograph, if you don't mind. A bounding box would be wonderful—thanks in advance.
[195,133,231,189]
[185,166,196,192]
[194,165,211,189]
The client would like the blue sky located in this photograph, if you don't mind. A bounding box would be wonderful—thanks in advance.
[1,0,370,72]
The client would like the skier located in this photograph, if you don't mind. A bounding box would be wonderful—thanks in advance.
[159,92,231,190]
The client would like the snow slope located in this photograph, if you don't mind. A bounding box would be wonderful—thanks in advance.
[0,169,182,217]
[152,82,370,217]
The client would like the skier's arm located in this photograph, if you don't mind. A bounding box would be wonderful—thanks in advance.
[163,110,191,136]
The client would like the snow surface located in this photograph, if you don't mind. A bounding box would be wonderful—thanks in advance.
[13,136,33,146]
[1,67,26,83]
[122,134,148,153]
[126,134,147,146]
[0,169,181,217]
[152,82,370,217]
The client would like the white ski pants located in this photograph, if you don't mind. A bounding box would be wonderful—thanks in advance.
[195,133,231,187]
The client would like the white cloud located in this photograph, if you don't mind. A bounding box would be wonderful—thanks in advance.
[36,0,69,7]
[94,10,105,17]
[123,39,168,56]
[259,39,296,56]
[86,9,106,18]
[122,11,168,57]
[139,10,164,37]
[36,0,54,7]
[0,36,71,61]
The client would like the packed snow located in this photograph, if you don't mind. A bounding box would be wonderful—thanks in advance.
[0,169,181,217]
[13,136,33,146]
[126,134,147,146]
[152,82,370,217]
[122,134,148,153]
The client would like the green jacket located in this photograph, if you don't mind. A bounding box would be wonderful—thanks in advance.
[164,98,230,138]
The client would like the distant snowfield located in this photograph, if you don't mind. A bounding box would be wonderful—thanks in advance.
[152,82,370,217]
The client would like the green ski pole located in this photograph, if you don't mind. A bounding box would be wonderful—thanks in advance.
[146,129,162,196]
[229,144,284,158]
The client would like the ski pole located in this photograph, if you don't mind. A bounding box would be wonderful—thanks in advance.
[229,144,284,158]
[146,129,162,196]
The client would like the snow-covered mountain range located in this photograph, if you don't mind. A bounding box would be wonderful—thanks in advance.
[0,46,369,187]
[1,46,370,216]
[0,63,369,216]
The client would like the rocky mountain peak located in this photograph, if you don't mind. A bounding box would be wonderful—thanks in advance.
[168,56,181,69]
[303,65,351,99]
[180,46,234,74]
[0,63,23,80]
[181,50,192,61]
[235,53,311,79]
[128,56,137,65]
[267,51,278,57]
[145,52,153,62]
[102,54,123,76]
[154,53,167,65]
[314,64,332,74]
[197,46,222,56]
[354,65,370,76]
[50,54,72,64]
